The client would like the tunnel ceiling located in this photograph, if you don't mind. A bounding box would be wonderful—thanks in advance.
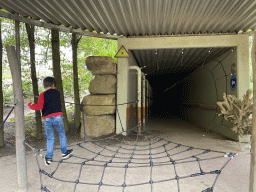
[0,0,256,37]
[131,47,233,77]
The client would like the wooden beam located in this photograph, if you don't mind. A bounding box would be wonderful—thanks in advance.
[0,11,118,40]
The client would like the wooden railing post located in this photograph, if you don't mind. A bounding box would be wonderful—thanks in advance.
[6,46,28,192]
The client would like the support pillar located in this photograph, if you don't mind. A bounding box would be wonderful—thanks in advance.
[6,46,27,192]
[250,32,256,192]
[142,74,146,128]
[116,57,129,134]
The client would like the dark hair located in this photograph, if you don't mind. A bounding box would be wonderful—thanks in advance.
[43,76,56,88]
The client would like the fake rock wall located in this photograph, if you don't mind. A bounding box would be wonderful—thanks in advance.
[81,56,117,138]
[89,75,117,94]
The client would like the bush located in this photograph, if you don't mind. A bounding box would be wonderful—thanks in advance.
[3,85,13,105]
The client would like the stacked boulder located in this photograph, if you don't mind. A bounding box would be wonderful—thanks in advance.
[81,56,117,138]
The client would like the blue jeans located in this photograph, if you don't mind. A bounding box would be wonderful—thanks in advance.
[44,116,67,158]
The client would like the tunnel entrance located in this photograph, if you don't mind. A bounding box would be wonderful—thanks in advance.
[131,47,237,139]
[116,35,249,141]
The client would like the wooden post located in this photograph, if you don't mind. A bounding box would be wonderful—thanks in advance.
[72,33,81,129]
[0,19,4,147]
[6,46,27,192]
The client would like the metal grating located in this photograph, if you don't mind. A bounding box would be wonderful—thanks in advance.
[0,0,256,37]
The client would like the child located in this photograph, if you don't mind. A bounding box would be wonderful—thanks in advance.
[28,76,73,166]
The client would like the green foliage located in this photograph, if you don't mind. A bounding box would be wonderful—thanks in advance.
[66,104,75,123]
[3,86,13,105]
[1,17,118,105]
[24,112,37,137]
[78,36,117,63]
[10,112,37,137]
[61,35,117,98]
[10,117,14,122]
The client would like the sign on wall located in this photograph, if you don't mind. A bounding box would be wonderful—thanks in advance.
[230,75,237,90]
[115,45,129,58]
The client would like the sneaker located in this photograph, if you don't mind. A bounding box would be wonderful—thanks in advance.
[62,149,73,159]
[44,156,52,166]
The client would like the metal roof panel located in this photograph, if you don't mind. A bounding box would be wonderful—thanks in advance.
[0,0,256,36]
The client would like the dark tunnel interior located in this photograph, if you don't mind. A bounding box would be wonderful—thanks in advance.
[147,72,191,120]
[132,47,234,122]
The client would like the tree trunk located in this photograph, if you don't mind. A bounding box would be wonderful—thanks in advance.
[51,29,69,132]
[0,20,4,147]
[15,21,20,65]
[25,23,43,140]
[72,34,81,129]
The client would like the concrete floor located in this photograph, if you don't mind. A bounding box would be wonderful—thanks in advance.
[0,118,251,192]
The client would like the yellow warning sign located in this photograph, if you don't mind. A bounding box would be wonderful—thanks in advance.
[115,45,129,58]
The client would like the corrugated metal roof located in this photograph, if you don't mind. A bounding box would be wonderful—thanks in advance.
[132,47,233,76]
[0,1,249,76]
[0,0,256,36]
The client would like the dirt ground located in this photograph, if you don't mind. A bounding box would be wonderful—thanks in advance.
[0,115,251,192]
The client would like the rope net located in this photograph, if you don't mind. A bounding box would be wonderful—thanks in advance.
[22,101,236,192]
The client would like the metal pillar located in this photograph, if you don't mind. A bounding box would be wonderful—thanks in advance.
[146,79,150,122]
[6,46,27,192]
[142,73,146,128]
[129,66,142,133]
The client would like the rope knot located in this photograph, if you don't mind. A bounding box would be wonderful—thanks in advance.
[187,147,194,151]
[203,149,211,154]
